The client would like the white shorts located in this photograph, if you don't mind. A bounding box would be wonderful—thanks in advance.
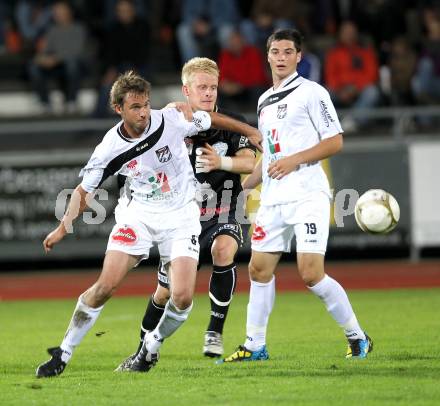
[107,198,201,264]
[251,192,330,255]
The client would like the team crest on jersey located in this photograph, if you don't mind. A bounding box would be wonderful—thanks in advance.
[155,145,172,163]
[212,142,228,157]
[277,104,287,119]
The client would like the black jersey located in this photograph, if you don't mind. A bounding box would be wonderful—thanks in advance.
[184,107,256,222]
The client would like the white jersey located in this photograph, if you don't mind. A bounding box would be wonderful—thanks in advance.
[257,72,342,206]
[80,108,211,213]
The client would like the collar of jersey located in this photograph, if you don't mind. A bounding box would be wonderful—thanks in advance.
[272,72,300,92]
[117,118,152,143]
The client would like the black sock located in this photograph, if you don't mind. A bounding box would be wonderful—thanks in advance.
[207,263,237,334]
[136,296,165,354]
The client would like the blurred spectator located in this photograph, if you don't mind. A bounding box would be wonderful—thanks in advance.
[15,0,53,54]
[0,2,9,52]
[240,0,312,53]
[353,0,407,64]
[3,21,22,55]
[381,37,417,106]
[176,0,240,63]
[147,0,182,73]
[311,0,343,35]
[28,1,87,114]
[324,20,380,132]
[94,0,150,117]
[103,0,147,27]
[412,8,440,105]
[297,43,321,83]
[218,29,269,109]
[1,2,21,55]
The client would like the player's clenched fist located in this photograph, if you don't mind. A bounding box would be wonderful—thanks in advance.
[43,225,66,253]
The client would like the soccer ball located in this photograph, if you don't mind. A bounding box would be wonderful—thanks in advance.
[354,189,400,234]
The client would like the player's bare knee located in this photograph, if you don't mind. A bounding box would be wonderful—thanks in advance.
[153,290,170,307]
[90,282,115,305]
[299,271,318,287]
[298,265,323,287]
[171,291,193,309]
[211,244,235,265]
[298,255,325,286]
[248,262,271,283]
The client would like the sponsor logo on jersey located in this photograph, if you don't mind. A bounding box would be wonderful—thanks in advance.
[136,142,149,152]
[148,171,170,194]
[195,181,215,202]
[127,159,137,169]
[199,205,230,216]
[267,129,281,154]
[320,100,335,127]
[277,103,287,119]
[112,225,137,245]
[212,141,228,157]
[252,225,266,241]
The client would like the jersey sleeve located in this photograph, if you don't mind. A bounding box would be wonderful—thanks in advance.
[229,133,257,156]
[307,83,343,140]
[79,139,115,193]
[162,107,211,139]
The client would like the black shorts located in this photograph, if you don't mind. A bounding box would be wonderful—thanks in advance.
[199,216,245,261]
[157,215,247,289]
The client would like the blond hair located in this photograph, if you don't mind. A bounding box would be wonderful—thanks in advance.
[109,71,151,110]
[181,57,219,86]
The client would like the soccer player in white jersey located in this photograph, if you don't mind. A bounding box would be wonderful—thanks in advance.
[35,71,262,378]
[219,29,372,363]
[115,58,257,371]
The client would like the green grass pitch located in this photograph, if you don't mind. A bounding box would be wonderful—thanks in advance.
[1,289,440,405]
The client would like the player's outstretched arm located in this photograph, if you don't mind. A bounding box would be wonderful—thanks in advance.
[242,158,262,191]
[196,144,255,174]
[167,103,262,151]
[43,185,90,253]
[164,101,193,121]
[268,134,343,180]
[208,112,263,152]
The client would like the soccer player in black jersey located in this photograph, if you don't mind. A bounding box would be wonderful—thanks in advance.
[116,58,256,370]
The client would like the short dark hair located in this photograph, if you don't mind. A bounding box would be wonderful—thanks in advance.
[266,29,303,53]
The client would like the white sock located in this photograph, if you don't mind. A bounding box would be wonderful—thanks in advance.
[60,295,104,363]
[147,298,193,353]
[244,277,275,351]
[308,274,365,340]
